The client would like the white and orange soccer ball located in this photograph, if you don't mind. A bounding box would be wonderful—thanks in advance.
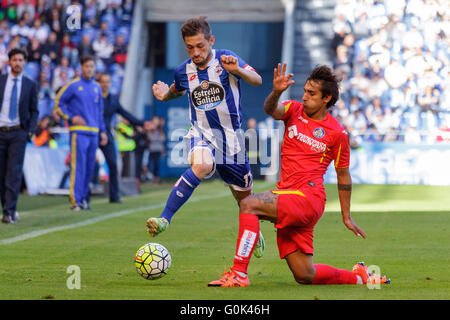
[134,243,171,280]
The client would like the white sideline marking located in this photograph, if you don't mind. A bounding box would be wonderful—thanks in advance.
[0,192,231,245]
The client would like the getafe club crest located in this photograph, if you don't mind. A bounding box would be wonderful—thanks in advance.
[191,80,225,111]
[313,127,325,138]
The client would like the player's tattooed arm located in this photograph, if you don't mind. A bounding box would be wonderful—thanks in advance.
[337,184,352,191]
[335,167,352,217]
[165,83,186,100]
[152,81,185,101]
[263,91,285,120]
[335,167,366,238]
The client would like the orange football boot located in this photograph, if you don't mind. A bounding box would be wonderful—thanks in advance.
[352,262,391,285]
[208,268,250,287]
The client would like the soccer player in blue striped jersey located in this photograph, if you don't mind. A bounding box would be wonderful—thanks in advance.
[147,16,265,258]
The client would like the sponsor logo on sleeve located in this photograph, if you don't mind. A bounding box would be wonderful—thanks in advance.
[215,64,223,75]
[243,64,256,72]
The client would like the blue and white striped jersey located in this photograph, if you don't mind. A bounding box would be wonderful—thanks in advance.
[173,49,256,158]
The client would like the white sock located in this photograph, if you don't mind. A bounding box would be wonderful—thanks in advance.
[356,275,363,284]
[235,270,247,278]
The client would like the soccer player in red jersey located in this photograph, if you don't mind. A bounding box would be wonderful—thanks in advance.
[208,63,390,287]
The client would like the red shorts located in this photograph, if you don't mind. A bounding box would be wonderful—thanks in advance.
[272,188,325,259]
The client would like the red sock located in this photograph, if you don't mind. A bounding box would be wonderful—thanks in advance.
[312,264,358,284]
[231,213,260,274]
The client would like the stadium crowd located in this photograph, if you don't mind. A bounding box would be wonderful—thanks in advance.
[1,0,449,152]
[0,0,133,121]
[0,0,170,187]
[331,0,450,144]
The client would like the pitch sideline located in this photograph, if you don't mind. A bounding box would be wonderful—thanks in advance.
[0,192,231,245]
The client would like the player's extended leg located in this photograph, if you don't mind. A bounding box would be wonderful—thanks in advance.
[286,253,389,285]
[285,250,316,283]
[285,250,360,285]
[284,238,389,285]
[208,191,278,287]
[146,148,213,237]
[228,186,265,258]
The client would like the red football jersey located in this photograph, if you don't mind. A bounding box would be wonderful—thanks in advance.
[276,100,350,191]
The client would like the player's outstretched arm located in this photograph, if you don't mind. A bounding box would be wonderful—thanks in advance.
[152,81,185,101]
[263,63,295,120]
[336,167,367,239]
[220,55,262,86]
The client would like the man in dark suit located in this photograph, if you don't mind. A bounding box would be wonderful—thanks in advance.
[0,48,38,224]
[98,73,150,203]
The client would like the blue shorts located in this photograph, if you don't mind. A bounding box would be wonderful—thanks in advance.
[188,137,253,191]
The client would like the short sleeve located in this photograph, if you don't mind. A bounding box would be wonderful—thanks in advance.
[173,65,188,92]
[333,129,350,168]
[54,82,74,120]
[280,100,298,122]
[219,50,258,79]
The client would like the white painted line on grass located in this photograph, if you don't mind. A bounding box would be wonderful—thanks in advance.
[0,192,230,246]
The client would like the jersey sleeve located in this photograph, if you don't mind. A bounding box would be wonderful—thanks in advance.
[280,100,298,122]
[173,64,188,92]
[54,82,74,120]
[332,129,350,168]
[219,50,257,79]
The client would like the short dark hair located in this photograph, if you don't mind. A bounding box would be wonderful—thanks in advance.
[8,48,27,60]
[181,16,212,40]
[307,65,340,108]
[80,54,95,65]
[98,72,110,81]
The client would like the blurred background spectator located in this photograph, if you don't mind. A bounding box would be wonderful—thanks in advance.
[0,0,448,153]
[0,0,133,125]
[146,116,166,184]
[332,0,449,144]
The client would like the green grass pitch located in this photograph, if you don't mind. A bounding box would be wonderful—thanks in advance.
[0,180,449,300]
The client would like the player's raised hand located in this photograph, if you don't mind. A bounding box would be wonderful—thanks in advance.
[273,62,294,93]
[220,55,239,73]
[152,81,170,101]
